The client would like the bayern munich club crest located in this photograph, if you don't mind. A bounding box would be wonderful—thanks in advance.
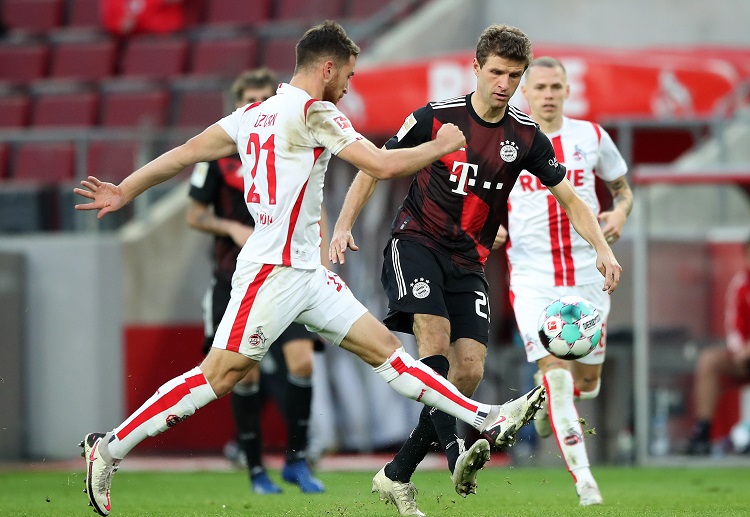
[500,140,519,162]
[410,278,431,299]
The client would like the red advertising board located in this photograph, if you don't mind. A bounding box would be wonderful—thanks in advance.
[339,46,749,136]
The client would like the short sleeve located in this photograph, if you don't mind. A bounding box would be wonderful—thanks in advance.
[596,126,628,181]
[385,105,433,150]
[523,130,567,187]
[305,101,363,155]
[216,106,245,144]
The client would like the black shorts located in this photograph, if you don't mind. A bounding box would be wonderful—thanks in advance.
[203,277,323,355]
[380,238,490,344]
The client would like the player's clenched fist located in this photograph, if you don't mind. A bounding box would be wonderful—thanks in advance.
[434,123,466,154]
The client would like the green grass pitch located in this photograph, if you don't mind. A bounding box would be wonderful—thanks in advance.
[1,465,748,516]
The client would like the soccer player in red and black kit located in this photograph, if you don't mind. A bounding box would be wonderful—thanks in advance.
[331,25,621,515]
[187,68,324,495]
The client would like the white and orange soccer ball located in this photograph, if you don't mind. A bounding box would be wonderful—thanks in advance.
[537,295,602,360]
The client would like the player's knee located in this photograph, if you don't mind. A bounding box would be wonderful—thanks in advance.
[450,363,484,396]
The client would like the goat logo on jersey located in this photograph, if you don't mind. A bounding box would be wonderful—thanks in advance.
[248,327,267,348]
[500,141,519,162]
[410,278,431,299]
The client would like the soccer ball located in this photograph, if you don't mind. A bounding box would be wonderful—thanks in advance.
[537,295,602,360]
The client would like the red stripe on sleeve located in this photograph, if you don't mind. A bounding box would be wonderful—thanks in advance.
[592,122,602,144]
[227,264,275,352]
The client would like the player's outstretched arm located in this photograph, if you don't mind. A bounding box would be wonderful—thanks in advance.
[75,125,237,219]
[548,179,622,294]
[337,123,464,181]
[597,175,633,244]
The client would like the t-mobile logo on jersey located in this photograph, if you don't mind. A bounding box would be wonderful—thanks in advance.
[449,161,478,195]
[450,161,504,195]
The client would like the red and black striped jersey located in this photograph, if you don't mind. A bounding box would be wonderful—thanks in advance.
[189,154,254,283]
[385,93,565,271]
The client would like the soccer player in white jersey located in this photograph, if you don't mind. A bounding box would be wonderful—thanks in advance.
[496,56,633,506]
[73,21,547,516]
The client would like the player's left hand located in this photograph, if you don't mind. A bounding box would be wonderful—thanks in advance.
[329,227,358,265]
[596,249,622,294]
[492,225,508,250]
[74,176,125,219]
[598,210,627,244]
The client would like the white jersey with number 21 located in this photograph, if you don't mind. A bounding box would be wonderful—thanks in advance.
[218,83,362,269]
[507,116,627,287]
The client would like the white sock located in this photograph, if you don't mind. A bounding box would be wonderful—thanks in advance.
[106,367,218,459]
[373,347,492,430]
[544,368,594,483]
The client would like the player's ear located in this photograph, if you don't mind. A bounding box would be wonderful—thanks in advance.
[473,58,480,77]
[322,60,334,80]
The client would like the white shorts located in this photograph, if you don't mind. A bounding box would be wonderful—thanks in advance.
[212,261,368,361]
[510,282,610,365]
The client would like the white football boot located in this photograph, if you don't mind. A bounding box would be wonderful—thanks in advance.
[372,466,425,516]
[482,385,545,447]
[451,438,491,497]
[80,432,119,516]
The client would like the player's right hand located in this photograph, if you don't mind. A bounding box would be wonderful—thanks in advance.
[329,227,358,265]
[493,225,508,250]
[435,122,466,154]
[73,176,125,219]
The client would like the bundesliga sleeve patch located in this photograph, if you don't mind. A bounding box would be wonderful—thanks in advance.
[396,113,418,141]
[190,162,209,188]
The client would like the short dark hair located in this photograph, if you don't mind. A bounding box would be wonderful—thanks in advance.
[295,20,360,72]
[475,24,533,69]
[231,67,279,103]
[527,56,566,77]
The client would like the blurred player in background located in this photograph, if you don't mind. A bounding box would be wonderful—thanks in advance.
[687,238,750,455]
[495,56,632,506]
[331,27,621,516]
[187,68,324,494]
[75,21,541,516]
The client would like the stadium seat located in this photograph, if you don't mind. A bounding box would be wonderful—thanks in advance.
[120,35,188,79]
[205,0,271,26]
[170,79,227,128]
[274,0,343,21]
[67,0,102,28]
[85,140,139,183]
[0,143,8,179]
[30,82,99,127]
[4,0,64,33]
[99,79,169,127]
[260,38,299,78]
[0,94,30,128]
[0,44,50,83]
[50,39,117,81]
[12,142,76,183]
[189,35,258,77]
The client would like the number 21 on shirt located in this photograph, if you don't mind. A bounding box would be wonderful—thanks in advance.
[246,133,277,205]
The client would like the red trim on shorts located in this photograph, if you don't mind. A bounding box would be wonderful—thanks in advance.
[116,372,207,440]
[227,264,275,352]
[390,356,479,412]
[282,180,309,266]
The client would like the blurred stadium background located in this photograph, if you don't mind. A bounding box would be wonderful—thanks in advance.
[1,0,749,472]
